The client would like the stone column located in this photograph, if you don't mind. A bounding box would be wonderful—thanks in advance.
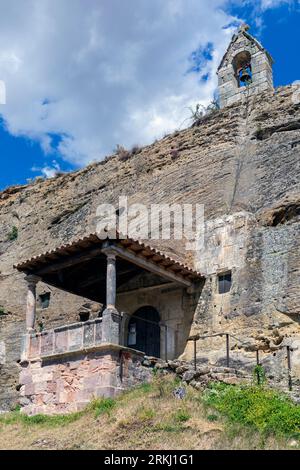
[24,275,40,332]
[102,249,121,344]
[106,252,116,309]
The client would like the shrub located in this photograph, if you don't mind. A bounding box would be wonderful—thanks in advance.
[115,145,131,162]
[131,145,141,155]
[253,364,266,385]
[189,100,220,125]
[203,383,300,438]
[34,176,45,183]
[207,414,218,422]
[7,226,18,241]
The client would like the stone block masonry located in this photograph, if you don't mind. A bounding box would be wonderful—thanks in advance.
[19,344,152,415]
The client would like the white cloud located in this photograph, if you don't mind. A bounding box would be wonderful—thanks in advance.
[31,160,61,178]
[0,0,282,168]
[260,0,294,9]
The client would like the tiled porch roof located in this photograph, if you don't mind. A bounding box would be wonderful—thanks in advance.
[14,232,203,283]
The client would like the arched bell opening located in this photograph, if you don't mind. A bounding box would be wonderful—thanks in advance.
[127,306,161,358]
[232,51,252,88]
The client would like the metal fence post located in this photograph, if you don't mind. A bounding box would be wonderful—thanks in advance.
[194,339,197,370]
[256,349,260,385]
[164,325,168,362]
[287,346,292,391]
[226,334,230,368]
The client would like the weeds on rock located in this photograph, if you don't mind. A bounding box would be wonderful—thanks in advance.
[6,226,18,241]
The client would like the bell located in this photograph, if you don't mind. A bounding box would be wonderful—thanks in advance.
[239,66,252,85]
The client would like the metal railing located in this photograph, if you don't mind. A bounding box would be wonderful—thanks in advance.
[188,332,295,390]
[121,312,170,361]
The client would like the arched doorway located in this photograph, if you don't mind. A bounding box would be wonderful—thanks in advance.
[127,306,161,358]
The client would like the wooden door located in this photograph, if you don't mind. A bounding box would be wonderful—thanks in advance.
[128,306,160,358]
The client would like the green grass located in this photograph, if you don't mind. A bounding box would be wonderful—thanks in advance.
[118,381,153,403]
[0,397,117,426]
[136,406,156,421]
[153,423,184,433]
[173,408,191,423]
[2,377,299,447]
[88,397,116,418]
[203,382,300,439]
[0,377,298,449]
[0,409,83,427]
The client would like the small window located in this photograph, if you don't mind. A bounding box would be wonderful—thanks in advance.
[218,272,232,294]
[39,292,50,309]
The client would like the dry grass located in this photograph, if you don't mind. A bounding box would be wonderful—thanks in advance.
[0,375,295,450]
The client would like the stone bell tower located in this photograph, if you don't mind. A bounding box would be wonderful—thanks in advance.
[217,24,274,108]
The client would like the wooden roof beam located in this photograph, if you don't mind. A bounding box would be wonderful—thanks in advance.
[107,244,193,288]
[34,247,104,276]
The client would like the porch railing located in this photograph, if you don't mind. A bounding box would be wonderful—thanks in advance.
[25,318,103,360]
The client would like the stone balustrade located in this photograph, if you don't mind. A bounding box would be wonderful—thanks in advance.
[24,318,103,360]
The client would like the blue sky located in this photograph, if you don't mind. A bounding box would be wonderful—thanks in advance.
[0,0,299,190]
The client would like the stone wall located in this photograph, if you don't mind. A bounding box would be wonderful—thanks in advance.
[0,84,299,409]
[19,345,152,415]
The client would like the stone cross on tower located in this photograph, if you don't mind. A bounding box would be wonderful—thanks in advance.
[217,24,274,108]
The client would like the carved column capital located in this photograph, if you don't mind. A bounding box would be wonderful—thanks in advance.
[102,248,117,261]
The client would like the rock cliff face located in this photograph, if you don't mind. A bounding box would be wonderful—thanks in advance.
[0,85,299,409]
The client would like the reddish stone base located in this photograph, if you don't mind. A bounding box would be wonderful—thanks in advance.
[19,344,152,415]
